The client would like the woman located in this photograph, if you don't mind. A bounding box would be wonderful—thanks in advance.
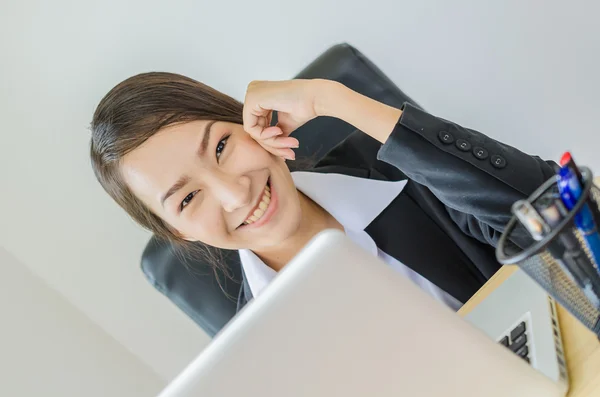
[90,74,554,311]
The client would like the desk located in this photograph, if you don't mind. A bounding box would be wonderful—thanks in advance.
[459,266,600,396]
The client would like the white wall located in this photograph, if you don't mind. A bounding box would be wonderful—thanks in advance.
[0,247,164,396]
[1,0,599,383]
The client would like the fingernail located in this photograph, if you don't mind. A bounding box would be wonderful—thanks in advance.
[285,154,295,161]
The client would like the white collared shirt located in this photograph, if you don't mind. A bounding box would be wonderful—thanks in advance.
[238,172,463,311]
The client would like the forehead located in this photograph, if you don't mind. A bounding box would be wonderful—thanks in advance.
[120,120,212,205]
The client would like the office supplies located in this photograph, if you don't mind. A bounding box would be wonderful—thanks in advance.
[160,230,567,397]
[560,152,583,183]
[557,166,600,267]
[533,194,600,306]
[560,151,600,234]
[535,193,567,227]
[497,166,600,340]
[513,194,589,292]
[512,199,548,240]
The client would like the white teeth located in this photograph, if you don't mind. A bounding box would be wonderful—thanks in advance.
[253,208,264,218]
[242,182,271,226]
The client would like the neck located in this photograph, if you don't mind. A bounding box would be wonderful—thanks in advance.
[254,191,342,272]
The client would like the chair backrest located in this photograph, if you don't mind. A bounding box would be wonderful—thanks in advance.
[141,43,420,336]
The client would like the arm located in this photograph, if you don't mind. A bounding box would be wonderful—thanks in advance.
[318,81,557,246]
[315,80,402,144]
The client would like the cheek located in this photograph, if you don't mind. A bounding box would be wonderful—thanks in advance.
[176,205,230,246]
[238,135,276,163]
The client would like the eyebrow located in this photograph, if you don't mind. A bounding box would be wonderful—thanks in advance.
[198,120,218,157]
[159,121,218,207]
[160,175,190,207]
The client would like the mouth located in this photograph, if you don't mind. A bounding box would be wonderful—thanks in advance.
[237,178,277,230]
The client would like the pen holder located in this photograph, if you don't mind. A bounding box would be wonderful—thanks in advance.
[496,167,600,337]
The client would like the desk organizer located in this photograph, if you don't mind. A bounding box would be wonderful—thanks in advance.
[496,167,600,337]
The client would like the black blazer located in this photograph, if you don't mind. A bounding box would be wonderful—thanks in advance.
[237,103,556,310]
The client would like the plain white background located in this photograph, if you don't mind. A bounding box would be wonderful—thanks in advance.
[0,246,164,396]
[1,0,599,386]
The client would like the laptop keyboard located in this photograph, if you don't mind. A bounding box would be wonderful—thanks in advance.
[499,321,530,363]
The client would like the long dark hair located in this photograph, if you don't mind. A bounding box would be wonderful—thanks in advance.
[90,72,244,275]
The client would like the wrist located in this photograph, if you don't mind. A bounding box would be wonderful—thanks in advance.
[311,79,402,144]
[312,79,349,118]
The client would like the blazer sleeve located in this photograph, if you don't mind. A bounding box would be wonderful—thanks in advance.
[377,103,557,247]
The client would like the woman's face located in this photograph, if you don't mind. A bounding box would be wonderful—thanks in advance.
[121,120,302,251]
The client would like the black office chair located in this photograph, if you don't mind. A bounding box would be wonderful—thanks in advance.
[141,43,420,337]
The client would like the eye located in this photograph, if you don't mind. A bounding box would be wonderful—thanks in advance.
[216,135,230,161]
[180,190,199,211]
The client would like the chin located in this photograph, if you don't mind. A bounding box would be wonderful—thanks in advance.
[254,206,303,250]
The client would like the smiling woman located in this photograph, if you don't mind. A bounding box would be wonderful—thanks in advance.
[90,73,248,271]
[90,72,557,314]
[90,73,337,275]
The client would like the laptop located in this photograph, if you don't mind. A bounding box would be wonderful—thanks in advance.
[464,267,568,389]
[159,230,567,397]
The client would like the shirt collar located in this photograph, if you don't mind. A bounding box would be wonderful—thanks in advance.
[239,172,408,296]
[290,172,407,231]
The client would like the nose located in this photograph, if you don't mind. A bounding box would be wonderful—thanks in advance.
[210,174,252,213]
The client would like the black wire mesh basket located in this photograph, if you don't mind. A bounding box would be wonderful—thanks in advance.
[496,167,600,337]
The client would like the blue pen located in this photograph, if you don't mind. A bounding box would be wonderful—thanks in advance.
[557,166,600,269]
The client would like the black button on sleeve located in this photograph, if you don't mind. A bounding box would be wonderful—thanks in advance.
[491,155,507,169]
[455,139,472,152]
[438,131,455,144]
[472,147,489,160]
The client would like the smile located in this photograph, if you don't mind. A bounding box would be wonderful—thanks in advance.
[244,182,271,225]
[239,178,277,229]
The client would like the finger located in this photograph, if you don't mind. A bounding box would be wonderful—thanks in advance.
[279,148,296,161]
[257,142,296,161]
[242,111,260,137]
[243,103,269,138]
[267,146,296,161]
[260,135,299,149]
[256,115,268,132]
[260,126,283,139]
